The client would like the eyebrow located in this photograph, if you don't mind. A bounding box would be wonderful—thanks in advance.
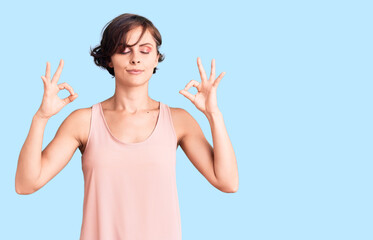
[139,43,153,47]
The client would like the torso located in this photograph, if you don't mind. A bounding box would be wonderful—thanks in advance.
[77,101,184,154]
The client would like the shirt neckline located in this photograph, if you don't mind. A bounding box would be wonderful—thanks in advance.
[98,101,162,146]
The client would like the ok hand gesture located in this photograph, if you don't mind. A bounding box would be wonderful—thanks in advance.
[37,59,78,119]
[179,57,226,115]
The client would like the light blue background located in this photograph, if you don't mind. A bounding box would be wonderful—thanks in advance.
[1,0,372,239]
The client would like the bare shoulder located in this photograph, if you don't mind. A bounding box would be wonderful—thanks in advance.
[66,106,92,153]
[169,107,194,123]
[169,106,198,145]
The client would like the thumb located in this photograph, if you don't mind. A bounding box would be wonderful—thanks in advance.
[63,93,78,105]
[179,89,187,97]
[179,89,195,102]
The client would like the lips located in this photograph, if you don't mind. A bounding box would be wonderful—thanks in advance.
[127,69,144,75]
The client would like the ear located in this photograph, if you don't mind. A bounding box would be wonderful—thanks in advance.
[154,53,159,68]
[108,61,113,68]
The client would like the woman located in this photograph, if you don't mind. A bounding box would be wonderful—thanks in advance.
[15,13,238,240]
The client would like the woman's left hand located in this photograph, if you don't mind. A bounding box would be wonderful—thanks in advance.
[179,57,226,115]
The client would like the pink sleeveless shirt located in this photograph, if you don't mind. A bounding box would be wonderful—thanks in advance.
[79,101,182,240]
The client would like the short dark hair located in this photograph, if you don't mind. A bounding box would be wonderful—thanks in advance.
[90,13,165,78]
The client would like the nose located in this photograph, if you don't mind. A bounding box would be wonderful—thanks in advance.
[130,52,140,64]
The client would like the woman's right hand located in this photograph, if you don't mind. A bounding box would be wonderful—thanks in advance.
[36,59,78,119]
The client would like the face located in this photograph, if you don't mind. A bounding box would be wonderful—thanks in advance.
[108,26,159,83]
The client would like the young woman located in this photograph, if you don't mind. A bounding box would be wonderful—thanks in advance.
[15,13,238,240]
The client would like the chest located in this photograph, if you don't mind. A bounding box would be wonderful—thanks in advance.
[79,107,182,154]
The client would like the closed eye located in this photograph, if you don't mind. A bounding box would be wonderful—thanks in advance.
[122,51,150,55]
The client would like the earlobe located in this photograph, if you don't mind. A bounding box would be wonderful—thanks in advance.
[108,56,113,68]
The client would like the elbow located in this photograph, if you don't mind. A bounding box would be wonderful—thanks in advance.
[16,190,30,195]
[231,185,239,193]
[221,178,239,193]
[226,186,238,193]
[15,173,39,195]
[15,186,27,195]
[15,182,36,195]
[215,175,239,193]
[16,187,36,195]
[219,184,239,193]
[15,186,31,195]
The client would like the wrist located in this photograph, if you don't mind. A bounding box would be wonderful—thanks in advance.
[34,111,51,120]
[205,110,222,120]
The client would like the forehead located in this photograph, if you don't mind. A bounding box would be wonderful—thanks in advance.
[125,27,155,46]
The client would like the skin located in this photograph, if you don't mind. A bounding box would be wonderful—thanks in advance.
[15,26,238,195]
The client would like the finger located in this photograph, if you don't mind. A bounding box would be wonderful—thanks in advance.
[58,82,75,96]
[197,57,207,82]
[210,58,216,81]
[58,82,78,105]
[62,92,78,105]
[179,89,196,103]
[41,76,48,87]
[51,59,64,84]
[45,61,51,80]
[213,72,226,88]
[184,79,201,92]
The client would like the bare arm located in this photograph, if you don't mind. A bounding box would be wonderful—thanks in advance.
[178,108,238,193]
[15,109,83,194]
[15,59,78,194]
[178,57,238,193]
[15,113,49,194]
